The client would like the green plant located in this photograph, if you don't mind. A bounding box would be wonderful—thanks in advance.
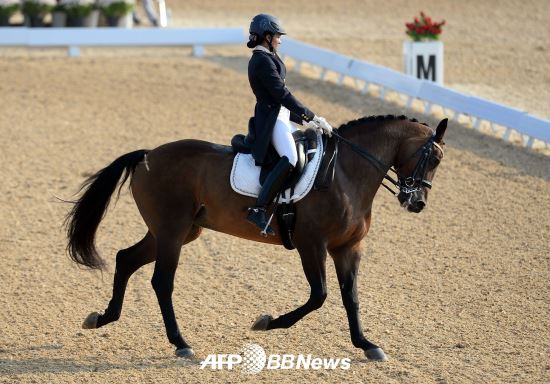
[61,0,95,17]
[51,3,65,12]
[21,0,55,17]
[0,2,19,20]
[100,1,133,18]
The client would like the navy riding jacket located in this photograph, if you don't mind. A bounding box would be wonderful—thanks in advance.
[246,49,315,166]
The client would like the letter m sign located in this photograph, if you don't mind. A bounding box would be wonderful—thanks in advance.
[404,41,444,84]
[417,55,436,81]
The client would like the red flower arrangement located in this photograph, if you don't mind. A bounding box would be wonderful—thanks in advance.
[406,12,446,42]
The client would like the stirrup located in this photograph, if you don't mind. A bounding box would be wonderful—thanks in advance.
[247,207,275,236]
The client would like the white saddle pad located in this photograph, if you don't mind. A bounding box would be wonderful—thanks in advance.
[230,131,323,204]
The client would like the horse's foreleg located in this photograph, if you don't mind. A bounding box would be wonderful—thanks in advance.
[151,233,193,357]
[330,243,387,361]
[252,242,327,331]
[83,232,156,329]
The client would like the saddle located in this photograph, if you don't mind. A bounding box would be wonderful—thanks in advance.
[230,129,338,250]
[231,128,319,185]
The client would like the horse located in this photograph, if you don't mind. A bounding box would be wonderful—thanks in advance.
[65,114,448,361]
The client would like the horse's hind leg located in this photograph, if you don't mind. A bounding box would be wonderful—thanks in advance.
[151,226,197,357]
[252,240,327,331]
[83,232,156,329]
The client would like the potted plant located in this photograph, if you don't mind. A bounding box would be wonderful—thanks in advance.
[61,0,94,26]
[51,0,66,27]
[403,12,446,84]
[98,0,133,27]
[83,0,100,27]
[21,0,55,27]
[0,0,19,26]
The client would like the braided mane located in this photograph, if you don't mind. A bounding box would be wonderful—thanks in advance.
[337,115,429,132]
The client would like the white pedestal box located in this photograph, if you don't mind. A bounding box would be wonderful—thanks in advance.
[403,41,444,84]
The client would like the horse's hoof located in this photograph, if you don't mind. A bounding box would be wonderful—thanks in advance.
[365,347,387,361]
[175,348,195,358]
[251,314,273,331]
[82,312,100,329]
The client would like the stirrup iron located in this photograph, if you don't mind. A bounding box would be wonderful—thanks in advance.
[261,211,276,237]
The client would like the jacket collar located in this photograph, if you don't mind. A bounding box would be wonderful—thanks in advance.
[253,45,272,54]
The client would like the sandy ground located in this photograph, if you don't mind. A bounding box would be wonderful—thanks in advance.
[1,1,549,383]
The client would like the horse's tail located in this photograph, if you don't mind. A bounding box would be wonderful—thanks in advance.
[65,149,148,270]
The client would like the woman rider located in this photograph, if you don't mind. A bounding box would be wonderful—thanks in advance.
[245,13,333,236]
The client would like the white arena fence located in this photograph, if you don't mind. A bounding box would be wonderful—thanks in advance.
[278,38,550,149]
[0,28,548,148]
[0,27,245,57]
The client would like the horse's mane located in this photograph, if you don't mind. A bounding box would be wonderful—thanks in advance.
[337,114,430,132]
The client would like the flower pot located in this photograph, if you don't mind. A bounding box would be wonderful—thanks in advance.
[105,13,132,28]
[105,15,120,26]
[0,15,10,26]
[403,41,444,84]
[67,15,86,27]
[52,11,66,27]
[121,12,133,28]
[24,14,45,27]
[84,9,99,27]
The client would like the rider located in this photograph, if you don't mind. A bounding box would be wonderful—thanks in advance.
[245,13,333,236]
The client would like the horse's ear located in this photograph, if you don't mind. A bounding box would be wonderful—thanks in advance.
[435,118,448,143]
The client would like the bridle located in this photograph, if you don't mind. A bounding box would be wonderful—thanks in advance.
[330,130,443,197]
[386,136,444,196]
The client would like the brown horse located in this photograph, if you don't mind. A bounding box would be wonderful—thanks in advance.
[66,115,447,361]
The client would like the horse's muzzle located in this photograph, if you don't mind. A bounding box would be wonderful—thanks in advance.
[408,199,425,213]
[398,190,426,213]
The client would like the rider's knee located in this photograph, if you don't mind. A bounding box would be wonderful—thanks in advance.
[286,151,298,167]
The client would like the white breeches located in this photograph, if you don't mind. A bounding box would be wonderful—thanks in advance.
[271,107,298,166]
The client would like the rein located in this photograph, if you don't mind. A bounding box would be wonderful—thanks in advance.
[330,129,439,196]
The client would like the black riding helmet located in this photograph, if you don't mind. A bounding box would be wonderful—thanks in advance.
[247,14,286,49]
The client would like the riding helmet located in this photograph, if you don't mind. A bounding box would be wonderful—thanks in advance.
[247,14,286,48]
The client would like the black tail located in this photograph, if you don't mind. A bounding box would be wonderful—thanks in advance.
[65,150,148,270]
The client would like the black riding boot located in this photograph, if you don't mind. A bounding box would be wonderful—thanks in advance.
[247,156,293,236]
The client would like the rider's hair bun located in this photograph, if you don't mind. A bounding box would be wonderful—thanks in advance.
[247,33,262,48]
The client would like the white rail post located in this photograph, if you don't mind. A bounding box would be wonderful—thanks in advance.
[192,45,204,57]
[502,128,512,142]
[158,0,168,27]
[68,46,81,57]
[379,87,386,100]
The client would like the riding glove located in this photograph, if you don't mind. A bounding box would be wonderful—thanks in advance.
[302,116,333,137]
[313,116,333,137]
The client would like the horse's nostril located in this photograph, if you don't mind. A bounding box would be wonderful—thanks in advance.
[416,201,426,210]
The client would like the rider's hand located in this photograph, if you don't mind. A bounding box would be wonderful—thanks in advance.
[303,120,319,130]
[313,116,333,137]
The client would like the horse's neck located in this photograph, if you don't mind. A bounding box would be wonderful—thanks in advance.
[343,123,402,170]
[335,123,402,210]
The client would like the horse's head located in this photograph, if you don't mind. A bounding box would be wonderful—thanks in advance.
[395,118,447,213]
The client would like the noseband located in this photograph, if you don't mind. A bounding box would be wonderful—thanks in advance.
[386,136,443,195]
[331,130,443,197]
